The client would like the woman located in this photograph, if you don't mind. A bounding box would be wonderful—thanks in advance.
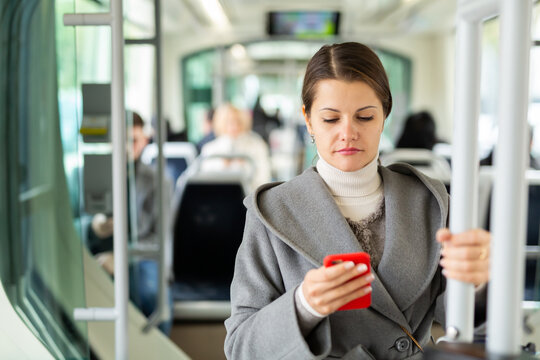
[224,42,489,359]
[201,103,272,190]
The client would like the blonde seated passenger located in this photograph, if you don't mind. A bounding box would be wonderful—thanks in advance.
[200,104,271,190]
[224,42,490,359]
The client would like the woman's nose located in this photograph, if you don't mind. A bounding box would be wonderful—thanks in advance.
[340,118,358,141]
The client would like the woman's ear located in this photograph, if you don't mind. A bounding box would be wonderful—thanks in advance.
[302,105,313,134]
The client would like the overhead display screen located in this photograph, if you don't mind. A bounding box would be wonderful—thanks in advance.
[267,11,340,38]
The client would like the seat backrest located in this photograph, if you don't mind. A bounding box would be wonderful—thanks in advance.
[527,171,540,246]
[172,174,247,285]
[141,142,197,185]
[475,169,540,300]
[380,148,452,183]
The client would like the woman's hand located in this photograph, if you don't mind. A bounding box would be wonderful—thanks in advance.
[437,228,490,286]
[302,261,374,316]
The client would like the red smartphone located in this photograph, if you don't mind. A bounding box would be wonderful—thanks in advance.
[323,252,372,311]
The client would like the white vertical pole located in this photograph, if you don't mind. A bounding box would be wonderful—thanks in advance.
[64,1,128,358]
[154,0,170,326]
[446,6,482,342]
[487,0,531,356]
[111,0,128,358]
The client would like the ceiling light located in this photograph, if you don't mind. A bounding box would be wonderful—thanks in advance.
[199,0,230,29]
[230,44,247,59]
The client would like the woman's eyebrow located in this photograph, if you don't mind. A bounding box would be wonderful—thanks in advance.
[319,107,340,112]
[319,105,378,113]
[356,105,377,112]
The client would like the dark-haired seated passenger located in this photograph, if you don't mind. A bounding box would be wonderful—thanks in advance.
[88,112,173,335]
[396,111,440,150]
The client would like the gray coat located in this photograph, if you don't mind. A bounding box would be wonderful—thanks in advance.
[225,164,450,359]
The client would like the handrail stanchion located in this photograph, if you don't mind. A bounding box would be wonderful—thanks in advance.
[487,0,532,356]
[65,0,129,358]
[142,0,169,332]
[111,0,128,357]
[445,0,497,342]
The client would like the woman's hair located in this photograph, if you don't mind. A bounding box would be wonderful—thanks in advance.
[212,104,252,137]
[396,111,437,150]
[301,42,392,118]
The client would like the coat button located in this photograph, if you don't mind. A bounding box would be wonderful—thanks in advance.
[395,337,411,352]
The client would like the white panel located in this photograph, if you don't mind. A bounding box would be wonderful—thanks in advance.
[0,282,54,360]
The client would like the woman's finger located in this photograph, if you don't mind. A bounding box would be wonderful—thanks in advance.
[308,262,368,283]
[443,229,491,247]
[306,273,374,315]
[441,245,489,261]
[324,283,373,314]
[303,263,370,303]
[442,268,489,286]
[439,257,489,273]
[305,268,372,299]
[436,228,452,243]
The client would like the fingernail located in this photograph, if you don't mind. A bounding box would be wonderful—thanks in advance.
[365,286,372,293]
[442,269,448,276]
[366,273,375,281]
[344,261,354,269]
[357,264,367,273]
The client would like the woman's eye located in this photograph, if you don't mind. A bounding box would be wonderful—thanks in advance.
[323,118,339,123]
[357,116,374,121]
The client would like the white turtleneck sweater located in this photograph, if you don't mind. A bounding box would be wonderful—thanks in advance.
[295,155,385,329]
[315,154,384,222]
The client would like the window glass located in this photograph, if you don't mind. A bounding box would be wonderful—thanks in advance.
[530,47,540,158]
[124,0,155,39]
[480,4,540,159]
[479,17,500,159]
[182,50,215,143]
[125,45,156,125]
[0,0,90,358]
[377,49,412,151]
[530,0,540,158]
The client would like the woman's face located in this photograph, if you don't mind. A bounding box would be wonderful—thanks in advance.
[223,109,244,138]
[304,79,385,172]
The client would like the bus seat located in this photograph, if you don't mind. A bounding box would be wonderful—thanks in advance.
[479,169,540,301]
[141,142,197,186]
[170,159,250,320]
[524,171,540,301]
[380,148,452,183]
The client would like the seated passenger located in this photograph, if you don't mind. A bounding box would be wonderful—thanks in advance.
[224,42,490,359]
[195,107,216,153]
[396,110,440,150]
[201,104,271,190]
[87,111,173,334]
[381,111,451,180]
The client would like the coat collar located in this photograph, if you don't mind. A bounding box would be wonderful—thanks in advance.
[249,164,448,330]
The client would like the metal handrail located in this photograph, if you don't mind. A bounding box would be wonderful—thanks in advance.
[64,1,129,358]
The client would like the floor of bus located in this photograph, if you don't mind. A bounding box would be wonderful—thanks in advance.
[170,321,227,360]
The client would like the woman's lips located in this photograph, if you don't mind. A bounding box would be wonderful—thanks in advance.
[336,148,361,155]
